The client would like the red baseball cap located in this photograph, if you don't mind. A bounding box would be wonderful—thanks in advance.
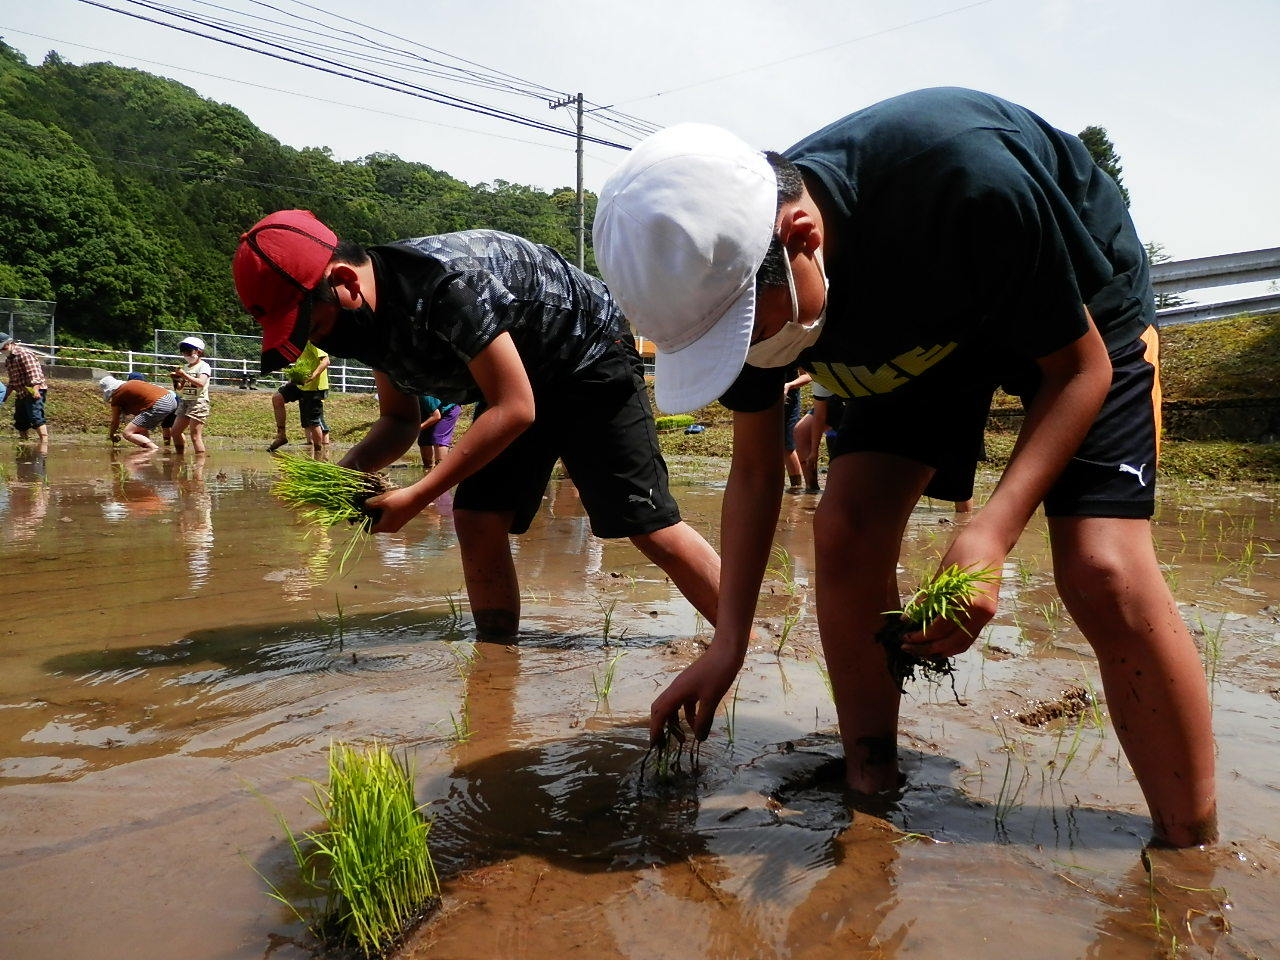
[233,210,337,373]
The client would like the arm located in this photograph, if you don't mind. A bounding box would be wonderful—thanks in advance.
[339,371,423,472]
[905,311,1111,655]
[419,409,442,431]
[649,400,786,742]
[173,368,210,387]
[784,370,812,394]
[363,331,536,532]
[108,405,121,441]
[303,355,331,385]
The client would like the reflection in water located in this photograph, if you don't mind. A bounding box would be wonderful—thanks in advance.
[5,445,49,542]
[173,456,214,591]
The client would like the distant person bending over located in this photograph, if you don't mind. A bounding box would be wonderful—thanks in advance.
[233,210,723,640]
[594,88,1216,847]
[268,341,331,452]
[101,374,177,452]
[1,333,49,443]
[417,395,461,469]
[170,336,212,454]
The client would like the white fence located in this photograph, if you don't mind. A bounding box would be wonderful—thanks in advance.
[43,342,377,393]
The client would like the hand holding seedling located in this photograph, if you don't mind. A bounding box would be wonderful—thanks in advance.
[899,540,1003,658]
[649,643,744,745]
[364,484,428,533]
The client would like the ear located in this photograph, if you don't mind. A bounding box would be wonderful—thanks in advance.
[776,206,823,256]
[326,264,363,307]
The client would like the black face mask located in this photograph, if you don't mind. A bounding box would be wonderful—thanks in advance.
[312,294,383,362]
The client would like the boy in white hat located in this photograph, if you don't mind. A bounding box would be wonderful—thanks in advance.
[593,88,1215,848]
[170,336,211,454]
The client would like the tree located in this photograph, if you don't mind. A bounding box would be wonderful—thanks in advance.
[1145,241,1189,310]
[1078,125,1131,208]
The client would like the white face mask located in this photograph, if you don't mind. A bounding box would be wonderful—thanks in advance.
[744,246,828,368]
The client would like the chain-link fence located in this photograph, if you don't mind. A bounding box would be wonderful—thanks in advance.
[153,328,375,391]
[1,298,55,348]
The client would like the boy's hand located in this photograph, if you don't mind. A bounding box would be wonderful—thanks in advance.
[650,643,745,744]
[363,485,425,533]
[901,527,1005,658]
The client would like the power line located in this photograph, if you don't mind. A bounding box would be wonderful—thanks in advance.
[0,26,602,158]
[72,0,633,148]
[614,0,1000,105]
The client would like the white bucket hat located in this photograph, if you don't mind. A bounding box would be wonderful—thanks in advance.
[98,374,124,402]
[179,335,206,352]
[593,123,776,413]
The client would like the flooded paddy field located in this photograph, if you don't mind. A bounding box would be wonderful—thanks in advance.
[2,444,1278,960]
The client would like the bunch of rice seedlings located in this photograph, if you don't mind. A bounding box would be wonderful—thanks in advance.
[272,453,391,530]
[266,742,440,958]
[272,454,394,572]
[877,564,999,696]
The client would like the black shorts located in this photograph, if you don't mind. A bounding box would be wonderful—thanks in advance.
[453,341,682,538]
[278,383,327,428]
[827,327,1161,518]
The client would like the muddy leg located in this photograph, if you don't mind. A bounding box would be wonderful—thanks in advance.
[1050,515,1217,847]
[455,508,520,640]
[815,453,933,793]
[630,520,721,625]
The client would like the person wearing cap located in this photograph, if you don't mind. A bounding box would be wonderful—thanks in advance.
[269,340,331,452]
[100,374,178,451]
[233,210,723,640]
[593,88,1216,847]
[1,333,49,442]
[170,336,212,454]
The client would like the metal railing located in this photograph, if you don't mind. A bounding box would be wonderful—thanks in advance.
[40,343,378,393]
[1153,246,1280,326]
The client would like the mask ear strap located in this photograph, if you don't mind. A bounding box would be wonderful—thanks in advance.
[780,242,800,326]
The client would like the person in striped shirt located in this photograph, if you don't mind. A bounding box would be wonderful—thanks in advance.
[0,333,48,442]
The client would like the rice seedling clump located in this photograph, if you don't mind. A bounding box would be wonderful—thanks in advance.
[272,453,393,531]
[877,564,999,695]
[267,742,440,958]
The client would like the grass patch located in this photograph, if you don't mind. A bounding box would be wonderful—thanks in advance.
[262,742,439,958]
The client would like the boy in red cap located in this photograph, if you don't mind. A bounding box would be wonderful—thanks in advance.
[233,210,722,639]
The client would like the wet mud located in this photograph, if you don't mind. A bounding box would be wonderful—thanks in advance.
[1,446,1278,959]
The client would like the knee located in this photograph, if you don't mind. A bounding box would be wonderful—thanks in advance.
[813,501,889,563]
[1054,546,1132,612]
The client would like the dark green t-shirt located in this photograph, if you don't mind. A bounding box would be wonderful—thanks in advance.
[721,87,1153,412]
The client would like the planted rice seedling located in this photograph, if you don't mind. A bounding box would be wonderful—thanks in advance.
[877,564,1000,695]
[766,545,800,598]
[591,652,626,703]
[775,606,802,655]
[640,718,701,781]
[722,681,741,745]
[258,742,439,958]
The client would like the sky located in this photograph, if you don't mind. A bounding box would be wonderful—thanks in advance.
[3,0,1278,265]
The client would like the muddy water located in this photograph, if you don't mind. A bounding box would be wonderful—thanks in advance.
[1,445,1278,959]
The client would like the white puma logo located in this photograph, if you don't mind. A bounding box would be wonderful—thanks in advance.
[628,489,656,509]
[1118,463,1148,487]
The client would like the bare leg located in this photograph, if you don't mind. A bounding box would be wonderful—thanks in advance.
[171,415,189,453]
[814,453,934,793]
[953,499,973,513]
[419,443,431,469]
[190,420,205,454]
[1050,516,1217,847]
[121,424,158,451]
[785,449,803,490]
[455,508,520,640]
[35,424,48,441]
[794,415,820,490]
[269,392,288,450]
[630,520,721,625]
[305,423,324,451]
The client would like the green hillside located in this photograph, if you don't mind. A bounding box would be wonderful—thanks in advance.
[0,41,591,348]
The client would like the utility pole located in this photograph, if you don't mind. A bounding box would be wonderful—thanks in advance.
[549,92,585,270]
